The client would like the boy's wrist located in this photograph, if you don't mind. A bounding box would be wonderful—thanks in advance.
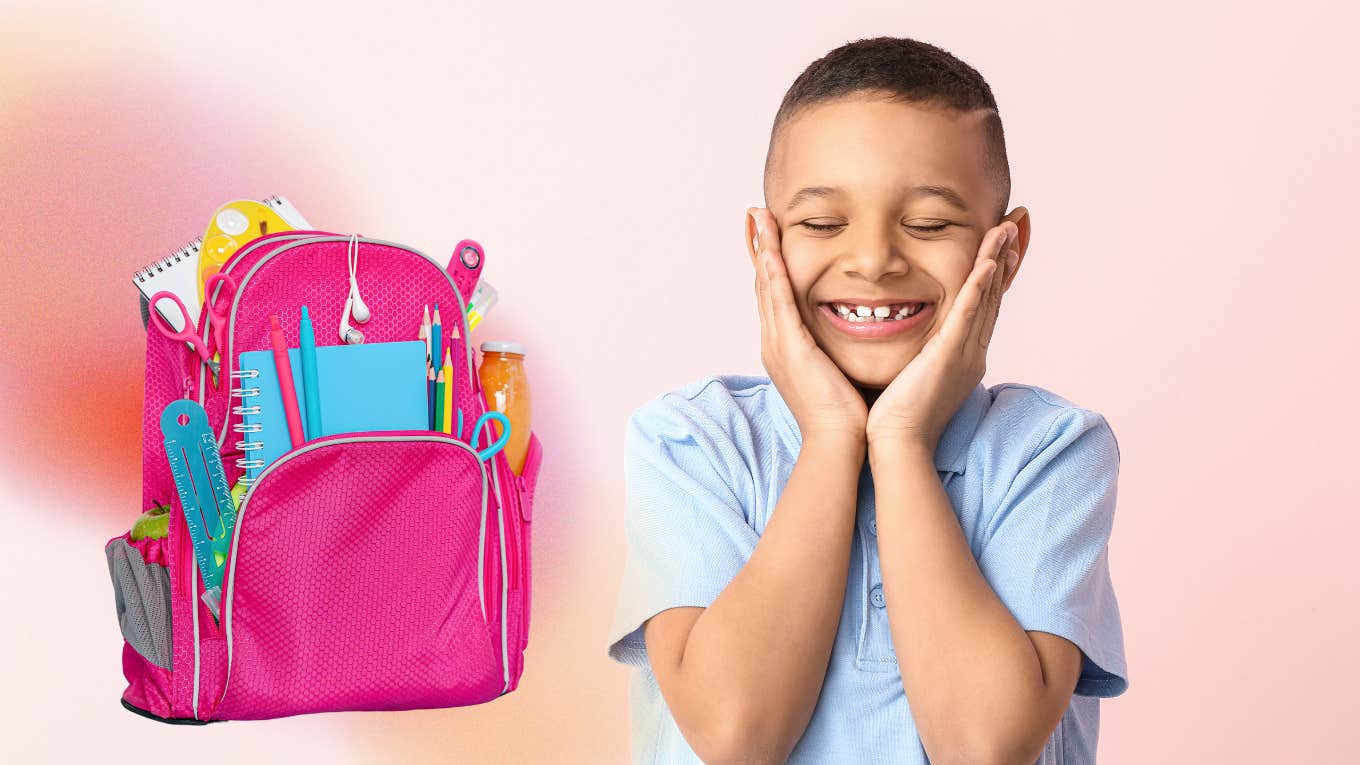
[801,427,868,460]
[866,433,936,466]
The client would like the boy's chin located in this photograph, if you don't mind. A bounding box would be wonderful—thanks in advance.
[827,348,915,390]
[844,370,897,390]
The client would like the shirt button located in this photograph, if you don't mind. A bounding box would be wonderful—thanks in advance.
[867,517,877,536]
[869,584,886,609]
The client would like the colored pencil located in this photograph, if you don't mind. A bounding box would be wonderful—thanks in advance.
[427,363,436,430]
[431,303,442,375]
[419,304,431,364]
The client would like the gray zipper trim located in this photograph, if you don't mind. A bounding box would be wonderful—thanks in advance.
[209,434,490,710]
[481,422,513,693]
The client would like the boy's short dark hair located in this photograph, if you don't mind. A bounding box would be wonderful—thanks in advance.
[764,36,1010,221]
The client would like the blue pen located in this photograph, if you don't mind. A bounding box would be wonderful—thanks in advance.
[299,305,321,439]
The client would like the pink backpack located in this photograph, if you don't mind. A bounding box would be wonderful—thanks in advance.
[104,232,542,722]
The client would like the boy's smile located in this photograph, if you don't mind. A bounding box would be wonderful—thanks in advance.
[763,91,1027,389]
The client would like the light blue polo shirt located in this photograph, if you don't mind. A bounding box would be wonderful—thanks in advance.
[608,374,1128,764]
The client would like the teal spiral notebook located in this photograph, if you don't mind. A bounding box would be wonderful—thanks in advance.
[235,340,428,480]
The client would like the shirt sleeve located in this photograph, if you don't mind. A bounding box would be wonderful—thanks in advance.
[606,395,759,669]
[976,407,1129,697]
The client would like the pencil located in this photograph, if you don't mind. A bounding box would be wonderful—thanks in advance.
[442,348,454,434]
[419,304,431,365]
[427,363,436,430]
[448,320,459,399]
[431,303,443,375]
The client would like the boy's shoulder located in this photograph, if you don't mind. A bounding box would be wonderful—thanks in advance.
[627,373,790,442]
[979,382,1119,464]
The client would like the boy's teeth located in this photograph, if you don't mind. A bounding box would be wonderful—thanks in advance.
[831,301,925,322]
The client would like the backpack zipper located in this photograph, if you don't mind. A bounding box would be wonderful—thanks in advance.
[196,236,477,448]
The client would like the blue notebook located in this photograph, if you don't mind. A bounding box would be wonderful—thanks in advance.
[236,340,428,480]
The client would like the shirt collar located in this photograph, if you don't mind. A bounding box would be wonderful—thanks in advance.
[768,380,990,475]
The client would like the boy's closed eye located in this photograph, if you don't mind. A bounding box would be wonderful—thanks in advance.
[795,219,955,236]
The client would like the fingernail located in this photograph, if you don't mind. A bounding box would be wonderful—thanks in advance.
[1007,252,1018,270]
[751,209,765,237]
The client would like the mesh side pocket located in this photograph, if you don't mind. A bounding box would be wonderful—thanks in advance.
[105,537,172,670]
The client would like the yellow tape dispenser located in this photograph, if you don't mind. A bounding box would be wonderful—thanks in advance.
[197,200,297,304]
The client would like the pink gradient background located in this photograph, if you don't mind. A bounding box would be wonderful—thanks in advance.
[2,1,1356,761]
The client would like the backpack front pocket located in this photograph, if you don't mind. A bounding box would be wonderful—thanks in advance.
[208,434,505,720]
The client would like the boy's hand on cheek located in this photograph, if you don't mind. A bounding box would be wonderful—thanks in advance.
[748,208,868,442]
[865,222,1019,453]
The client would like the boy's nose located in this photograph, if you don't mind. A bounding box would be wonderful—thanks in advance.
[838,233,909,282]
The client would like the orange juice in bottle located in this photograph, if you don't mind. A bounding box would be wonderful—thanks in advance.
[478,341,531,474]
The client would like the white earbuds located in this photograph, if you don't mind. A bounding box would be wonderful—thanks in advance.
[340,294,364,344]
[339,234,371,344]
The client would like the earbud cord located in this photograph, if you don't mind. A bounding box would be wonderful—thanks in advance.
[348,233,360,298]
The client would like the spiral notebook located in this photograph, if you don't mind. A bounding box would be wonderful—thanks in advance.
[235,340,428,481]
[132,195,310,332]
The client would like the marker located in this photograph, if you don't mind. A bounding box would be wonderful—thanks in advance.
[299,305,321,439]
[467,281,498,331]
[269,314,305,448]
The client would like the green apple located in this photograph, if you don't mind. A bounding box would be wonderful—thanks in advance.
[131,502,171,541]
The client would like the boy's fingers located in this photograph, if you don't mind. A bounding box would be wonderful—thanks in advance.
[747,209,774,330]
[948,227,1004,345]
[750,208,794,341]
[943,256,995,353]
[978,245,1008,349]
[750,207,784,260]
[763,243,804,341]
[752,265,776,360]
[967,226,1009,351]
[980,226,1016,349]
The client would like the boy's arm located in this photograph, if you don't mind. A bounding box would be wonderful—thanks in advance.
[645,430,864,765]
[870,438,1082,765]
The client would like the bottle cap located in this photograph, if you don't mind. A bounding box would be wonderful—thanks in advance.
[481,340,525,356]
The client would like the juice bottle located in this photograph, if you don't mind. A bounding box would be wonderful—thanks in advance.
[479,341,531,474]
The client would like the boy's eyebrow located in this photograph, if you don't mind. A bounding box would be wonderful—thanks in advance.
[786,185,841,212]
[911,184,970,212]
[785,184,971,212]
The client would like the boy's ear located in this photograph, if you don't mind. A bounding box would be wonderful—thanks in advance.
[1001,205,1031,291]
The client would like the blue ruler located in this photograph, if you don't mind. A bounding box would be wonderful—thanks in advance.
[160,399,237,619]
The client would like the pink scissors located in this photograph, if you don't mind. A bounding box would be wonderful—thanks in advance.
[149,273,239,388]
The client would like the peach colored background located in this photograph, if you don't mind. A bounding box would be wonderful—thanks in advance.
[2,1,1356,762]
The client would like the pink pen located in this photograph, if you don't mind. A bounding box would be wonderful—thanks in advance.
[269,314,306,447]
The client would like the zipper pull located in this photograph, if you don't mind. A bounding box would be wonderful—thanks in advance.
[183,376,193,400]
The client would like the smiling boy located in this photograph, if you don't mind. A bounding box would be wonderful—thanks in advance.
[608,37,1127,764]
